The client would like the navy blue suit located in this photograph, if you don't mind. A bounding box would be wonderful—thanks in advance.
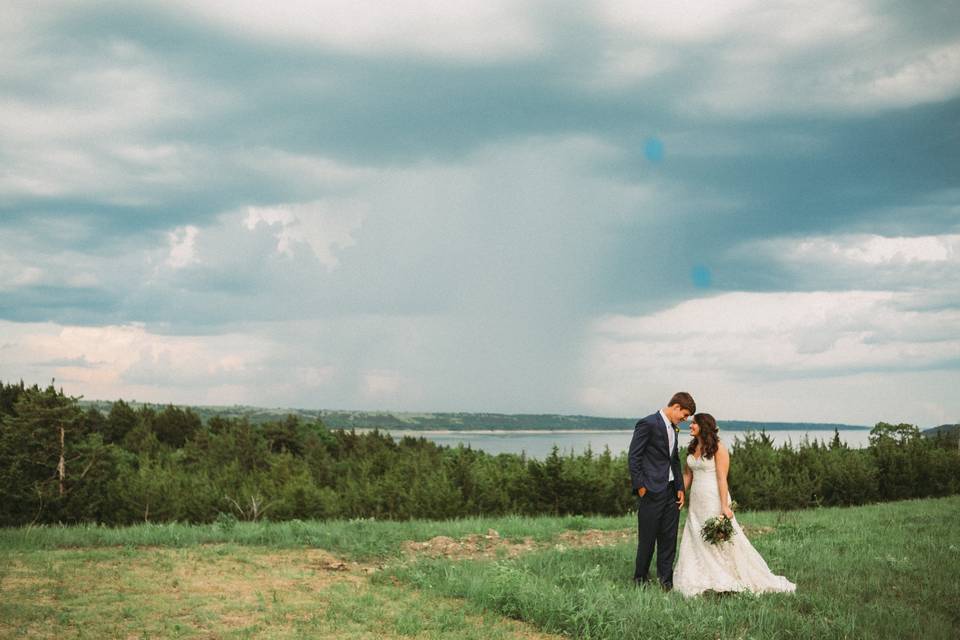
[628,412,683,587]
[629,412,683,495]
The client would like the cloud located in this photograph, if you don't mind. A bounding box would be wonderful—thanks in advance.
[588,290,959,371]
[243,200,365,270]
[598,0,763,43]
[361,369,414,405]
[94,134,645,324]
[0,317,432,410]
[166,226,199,269]
[792,234,958,265]
[0,253,44,289]
[0,321,278,403]
[721,232,960,294]
[593,0,960,114]
[167,0,546,61]
[579,290,960,423]
[578,227,960,425]
[865,42,960,104]
[0,62,221,204]
[0,131,654,413]
[1,2,958,423]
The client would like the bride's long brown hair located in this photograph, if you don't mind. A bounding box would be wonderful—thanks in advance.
[687,413,720,460]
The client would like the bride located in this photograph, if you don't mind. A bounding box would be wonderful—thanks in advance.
[673,413,796,597]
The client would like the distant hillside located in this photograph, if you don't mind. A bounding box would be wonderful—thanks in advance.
[923,424,960,440]
[79,400,869,432]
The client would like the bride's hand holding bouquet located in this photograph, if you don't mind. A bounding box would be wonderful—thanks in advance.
[701,501,737,545]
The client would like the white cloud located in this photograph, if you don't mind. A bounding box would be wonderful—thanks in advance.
[0,318,426,410]
[0,138,212,202]
[0,321,280,403]
[844,42,960,109]
[0,65,200,145]
[166,226,199,269]
[579,290,960,423]
[169,0,545,61]
[361,369,410,404]
[592,0,960,113]
[294,365,337,388]
[244,207,295,231]
[0,21,231,202]
[696,42,960,116]
[65,272,100,288]
[0,249,103,292]
[0,253,43,289]
[791,234,959,265]
[732,233,960,293]
[589,290,960,370]
[578,229,960,423]
[598,0,760,43]
[244,200,365,269]
[236,149,376,189]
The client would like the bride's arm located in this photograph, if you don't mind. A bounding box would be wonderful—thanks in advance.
[683,461,692,495]
[714,444,734,519]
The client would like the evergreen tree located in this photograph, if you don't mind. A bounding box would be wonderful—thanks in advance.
[105,399,139,444]
[152,405,202,448]
[0,380,27,416]
[0,384,84,524]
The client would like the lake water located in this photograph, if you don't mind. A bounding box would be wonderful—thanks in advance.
[375,429,873,459]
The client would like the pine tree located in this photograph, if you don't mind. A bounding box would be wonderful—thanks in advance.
[0,383,83,524]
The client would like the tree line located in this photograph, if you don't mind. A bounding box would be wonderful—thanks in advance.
[1,381,957,527]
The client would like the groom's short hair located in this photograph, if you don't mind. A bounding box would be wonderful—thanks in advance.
[669,392,696,414]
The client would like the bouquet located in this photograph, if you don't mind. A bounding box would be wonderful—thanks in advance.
[700,514,735,545]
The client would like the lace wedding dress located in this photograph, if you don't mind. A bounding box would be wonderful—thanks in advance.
[674,451,796,597]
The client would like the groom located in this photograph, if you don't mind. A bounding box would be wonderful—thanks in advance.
[628,391,695,590]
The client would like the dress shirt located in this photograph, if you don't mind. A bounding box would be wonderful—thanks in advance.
[659,409,675,483]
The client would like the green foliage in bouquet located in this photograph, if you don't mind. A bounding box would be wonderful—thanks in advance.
[700,515,735,545]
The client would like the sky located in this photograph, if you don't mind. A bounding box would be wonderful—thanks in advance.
[1,1,959,426]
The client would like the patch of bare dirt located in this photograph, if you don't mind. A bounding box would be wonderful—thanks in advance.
[163,547,375,602]
[556,528,633,548]
[741,525,775,537]
[403,529,538,560]
[403,527,635,560]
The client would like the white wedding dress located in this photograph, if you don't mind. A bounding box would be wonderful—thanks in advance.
[674,451,796,597]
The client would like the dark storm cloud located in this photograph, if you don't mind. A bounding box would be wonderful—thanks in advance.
[1,1,958,419]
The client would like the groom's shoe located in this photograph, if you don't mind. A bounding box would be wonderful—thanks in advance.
[659,582,673,592]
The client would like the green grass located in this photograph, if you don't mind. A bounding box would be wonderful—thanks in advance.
[0,545,558,639]
[1,498,957,639]
[385,497,960,639]
[0,513,630,560]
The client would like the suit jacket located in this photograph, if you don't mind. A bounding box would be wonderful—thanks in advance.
[628,412,683,494]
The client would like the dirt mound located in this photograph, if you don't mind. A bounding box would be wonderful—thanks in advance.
[403,527,634,560]
[556,528,633,547]
[403,529,537,560]
[742,524,775,537]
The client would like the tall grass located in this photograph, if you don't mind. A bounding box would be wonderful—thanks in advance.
[385,497,960,639]
[0,513,632,559]
[4,498,956,638]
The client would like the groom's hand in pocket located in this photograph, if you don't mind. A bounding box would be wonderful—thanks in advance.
[677,491,685,509]
[637,487,647,498]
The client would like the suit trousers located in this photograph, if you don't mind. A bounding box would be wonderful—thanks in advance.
[634,488,680,587]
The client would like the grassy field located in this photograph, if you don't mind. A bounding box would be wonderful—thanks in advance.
[1,497,958,639]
